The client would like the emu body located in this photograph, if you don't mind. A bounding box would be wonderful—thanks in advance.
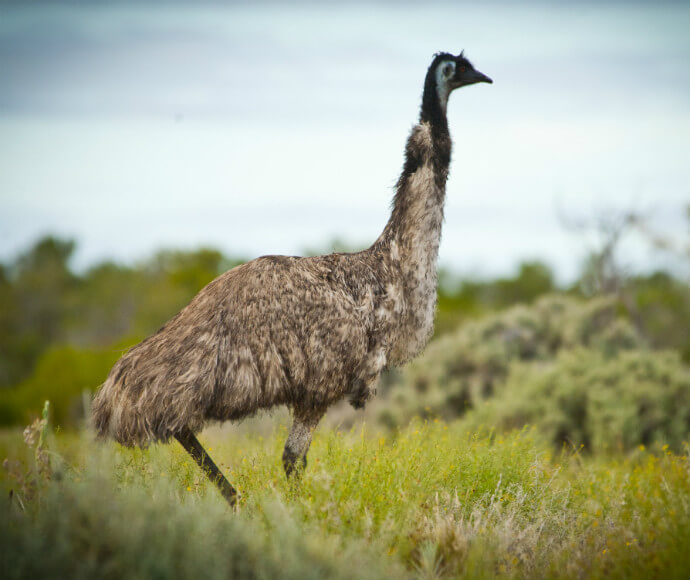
[92,52,492,504]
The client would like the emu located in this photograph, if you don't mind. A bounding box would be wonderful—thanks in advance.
[92,51,492,506]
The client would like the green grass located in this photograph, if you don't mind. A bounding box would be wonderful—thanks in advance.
[2,419,690,579]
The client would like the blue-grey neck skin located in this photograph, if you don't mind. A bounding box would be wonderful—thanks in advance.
[419,53,454,156]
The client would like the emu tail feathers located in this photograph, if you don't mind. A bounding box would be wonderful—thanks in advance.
[91,334,215,447]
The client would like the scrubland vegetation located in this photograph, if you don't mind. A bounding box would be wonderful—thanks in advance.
[2,415,689,579]
[379,295,690,453]
[1,232,690,578]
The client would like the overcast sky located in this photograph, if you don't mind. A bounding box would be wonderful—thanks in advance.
[1,1,689,280]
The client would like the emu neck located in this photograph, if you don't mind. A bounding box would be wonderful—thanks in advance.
[372,75,453,363]
[379,77,452,265]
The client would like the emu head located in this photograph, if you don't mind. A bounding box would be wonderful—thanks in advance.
[430,51,492,112]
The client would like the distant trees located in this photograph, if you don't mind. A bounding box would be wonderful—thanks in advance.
[562,205,690,361]
[0,237,78,388]
[435,261,556,335]
[0,237,244,396]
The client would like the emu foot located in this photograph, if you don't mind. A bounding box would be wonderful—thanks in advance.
[348,387,375,410]
[348,376,376,410]
[282,448,307,479]
[349,396,367,410]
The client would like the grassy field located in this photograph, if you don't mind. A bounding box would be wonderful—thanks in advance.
[2,414,689,580]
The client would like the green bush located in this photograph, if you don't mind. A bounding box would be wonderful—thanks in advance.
[0,344,124,427]
[465,348,690,452]
[380,294,690,451]
[0,481,396,580]
[379,295,643,428]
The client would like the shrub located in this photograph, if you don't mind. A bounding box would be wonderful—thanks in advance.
[0,345,124,428]
[379,295,643,428]
[465,348,690,452]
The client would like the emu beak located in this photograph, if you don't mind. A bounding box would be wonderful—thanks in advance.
[468,69,493,85]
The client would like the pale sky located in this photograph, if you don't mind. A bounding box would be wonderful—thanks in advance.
[1,1,689,281]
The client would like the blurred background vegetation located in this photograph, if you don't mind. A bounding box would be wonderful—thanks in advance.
[1,205,689,452]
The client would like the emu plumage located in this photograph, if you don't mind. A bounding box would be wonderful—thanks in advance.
[92,51,492,504]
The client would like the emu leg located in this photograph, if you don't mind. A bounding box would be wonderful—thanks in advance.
[282,411,323,478]
[175,427,237,507]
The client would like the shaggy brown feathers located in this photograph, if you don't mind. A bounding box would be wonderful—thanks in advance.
[92,52,491,469]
